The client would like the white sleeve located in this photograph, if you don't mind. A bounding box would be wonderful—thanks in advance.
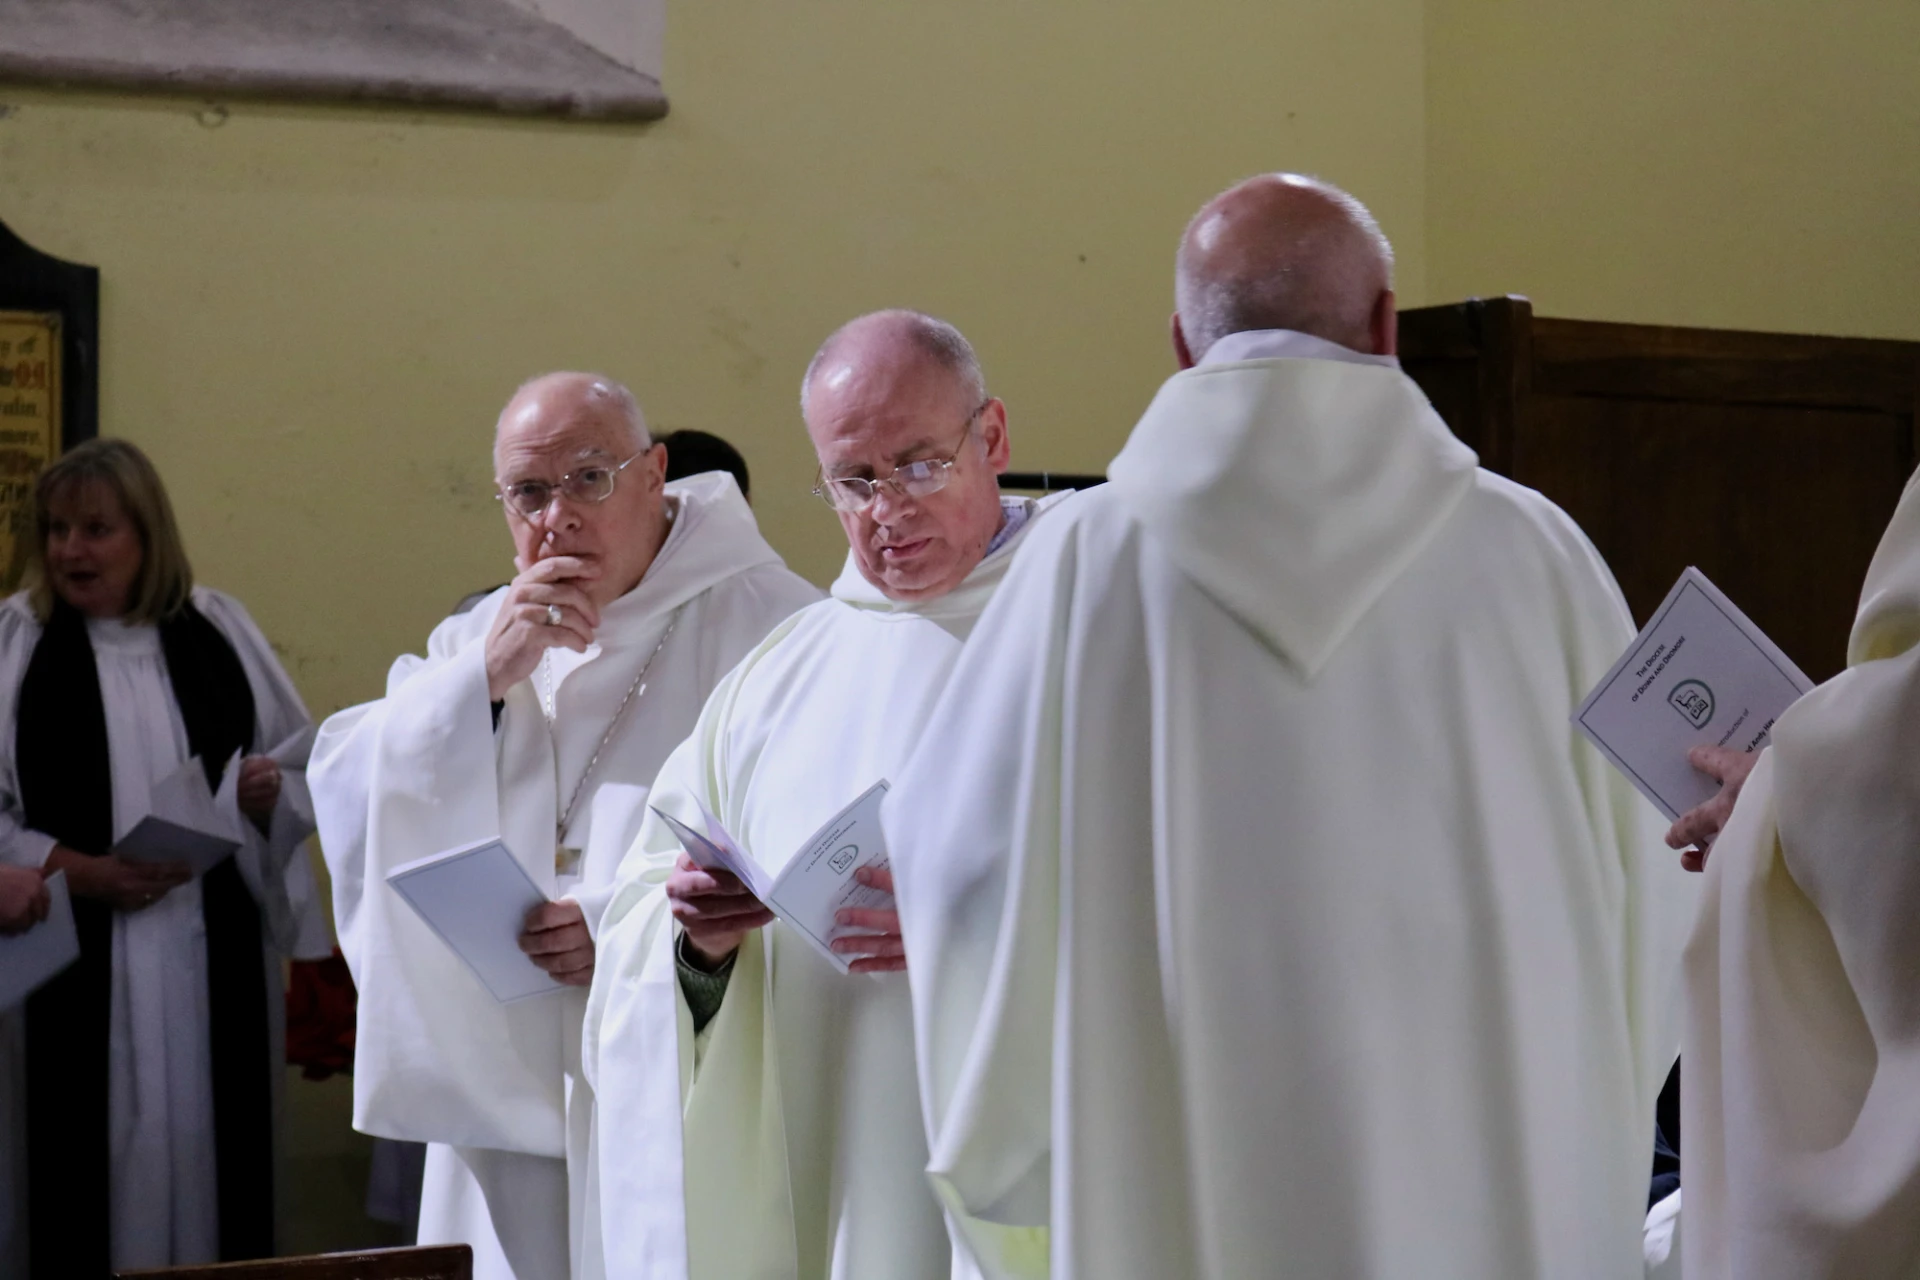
[0,600,58,869]
[197,587,333,956]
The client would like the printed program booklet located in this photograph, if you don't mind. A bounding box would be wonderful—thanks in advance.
[0,871,79,1010]
[653,780,894,975]
[1574,567,1814,822]
[386,838,562,1003]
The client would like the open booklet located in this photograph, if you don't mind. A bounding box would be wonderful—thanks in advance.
[0,871,79,1010]
[1574,567,1814,822]
[653,779,894,976]
[385,838,562,1003]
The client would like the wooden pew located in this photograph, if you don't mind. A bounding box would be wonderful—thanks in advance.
[114,1244,472,1280]
[1400,296,1920,682]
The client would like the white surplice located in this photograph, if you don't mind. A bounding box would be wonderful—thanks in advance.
[1682,467,1920,1280]
[0,586,329,1273]
[311,473,819,1280]
[886,341,1700,1280]
[580,495,1061,1280]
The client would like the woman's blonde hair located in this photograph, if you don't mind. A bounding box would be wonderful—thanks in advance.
[22,438,194,625]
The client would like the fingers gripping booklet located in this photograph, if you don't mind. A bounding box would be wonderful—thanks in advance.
[653,780,894,976]
[386,839,562,1004]
[1574,567,1814,822]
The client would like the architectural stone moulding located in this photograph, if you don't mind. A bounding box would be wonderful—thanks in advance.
[0,0,667,122]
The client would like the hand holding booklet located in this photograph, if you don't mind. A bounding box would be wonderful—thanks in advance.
[0,871,79,1010]
[653,780,894,975]
[386,838,561,1003]
[113,751,244,876]
[1574,567,1814,822]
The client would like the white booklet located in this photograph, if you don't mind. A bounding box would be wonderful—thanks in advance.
[652,780,894,975]
[0,871,79,1010]
[1574,568,1814,822]
[385,838,561,1003]
[114,750,244,877]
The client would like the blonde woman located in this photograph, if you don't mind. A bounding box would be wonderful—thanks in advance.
[0,438,328,1274]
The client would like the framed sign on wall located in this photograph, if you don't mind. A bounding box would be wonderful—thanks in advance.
[0,218,98,592]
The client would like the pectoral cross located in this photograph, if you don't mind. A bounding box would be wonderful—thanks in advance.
[555,842,583,878]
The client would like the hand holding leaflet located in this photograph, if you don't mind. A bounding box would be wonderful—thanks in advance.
[1574,568,1813,822]
[0,871,79,1009]
[385,837,562,1003]
[654,780,895,975]
[114,751,244,876]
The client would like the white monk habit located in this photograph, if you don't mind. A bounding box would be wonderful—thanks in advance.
[580,494,1061,1280]
[886,331,1701,1280]
[311,473,818,1280]
[0,586,329,1272]
[1682,467,1920,1280]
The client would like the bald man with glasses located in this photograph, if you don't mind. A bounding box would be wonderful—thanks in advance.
[579,312,1067,1280]
[311,372,818,1280]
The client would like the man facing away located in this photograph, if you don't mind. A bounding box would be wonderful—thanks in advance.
[310,373,819,1280]
[581,311,1066,1280]
[885,175,1700,1280]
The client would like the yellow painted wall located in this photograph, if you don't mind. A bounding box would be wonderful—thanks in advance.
[1426,0,1920,339]
[0,0,1427,725]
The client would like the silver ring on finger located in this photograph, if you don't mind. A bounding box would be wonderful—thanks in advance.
[545,604,563,627]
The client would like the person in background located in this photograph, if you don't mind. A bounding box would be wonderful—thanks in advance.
[311,373,819,1280]
[659,429,752,502]
[0,438,330,1276]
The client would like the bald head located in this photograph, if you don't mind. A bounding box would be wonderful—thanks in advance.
[496,372,650,457]
[491,370,669,609]
[800,310,986,419]
[799,309,1010,602]
[1174,174,1395,362]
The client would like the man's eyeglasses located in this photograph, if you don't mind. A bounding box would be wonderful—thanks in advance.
[813,400,990,514]
[496,451,647,519]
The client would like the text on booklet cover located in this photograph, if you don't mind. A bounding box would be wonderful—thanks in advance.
[1574,567,1812,822]
[653,780,893,975]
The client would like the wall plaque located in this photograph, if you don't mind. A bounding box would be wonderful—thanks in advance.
[0,219,99,594]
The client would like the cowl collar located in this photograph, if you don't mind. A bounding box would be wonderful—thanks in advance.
[596,471,789,643]
[1108,356,1477,678]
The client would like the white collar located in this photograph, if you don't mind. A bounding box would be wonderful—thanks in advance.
[1198,328,1400,372]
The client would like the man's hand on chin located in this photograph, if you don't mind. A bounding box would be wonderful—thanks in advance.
[520,899,596,986]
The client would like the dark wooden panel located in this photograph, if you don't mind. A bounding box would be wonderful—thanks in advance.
[1513,395,1912,681]
[1530,318,1919,415]
[115,1244,472,1280]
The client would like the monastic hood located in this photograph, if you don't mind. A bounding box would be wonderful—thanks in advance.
[596,470,788,639]
[830,492,1073,633]
[1107,356,1479,678]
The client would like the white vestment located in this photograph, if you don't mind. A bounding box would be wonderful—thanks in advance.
[1682,467,1920,1280]
[581,496,1059,1280]
[311,474,819,1280]
[886,347,1700,1280]
[0,586,329,1272]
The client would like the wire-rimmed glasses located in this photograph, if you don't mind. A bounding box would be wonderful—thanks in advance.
[496,451,648,519]
[812,400,990,513]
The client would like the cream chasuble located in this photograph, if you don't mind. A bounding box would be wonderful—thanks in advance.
[1682,467,1920,1280]
[311,474,818,1280]
[886,355,1699,1280]
[580,496,1060,1280]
